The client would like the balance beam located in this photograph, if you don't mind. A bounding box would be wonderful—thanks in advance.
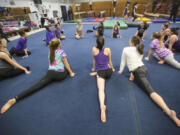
[144,12,160,17]
[158,14,170,17]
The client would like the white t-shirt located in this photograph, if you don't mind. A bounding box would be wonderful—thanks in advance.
[119,46,144,73]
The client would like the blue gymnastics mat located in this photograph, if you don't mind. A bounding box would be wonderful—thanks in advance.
[0,23,180,135]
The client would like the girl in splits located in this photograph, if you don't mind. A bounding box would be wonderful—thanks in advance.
[90,36,115,123]
[1,38,75,114]
[118,36,180,127]
[145,32,180,69]
[0,38,30,81]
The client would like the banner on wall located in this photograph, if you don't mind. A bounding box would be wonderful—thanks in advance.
[9,0,15,5]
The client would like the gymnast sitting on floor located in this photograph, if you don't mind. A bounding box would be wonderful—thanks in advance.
[145,32,180,69]
[54,23,66,40]
[89,36,115,123]
[75,20,84,39]
[161,22,170,43]
[10,31,31,58]
[1,38,75,114]
[93,22,104,37]
[46,25,56,45]
[135,21,148,41]
[166,28,180,52]
[0,38,30,81]
[112,21,121,38]
[118,36,180,127]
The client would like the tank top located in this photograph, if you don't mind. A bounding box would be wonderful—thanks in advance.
[113,26,119,35]
[48,49,66,72]
[173,38,180,47]
[94,48,109,72]
[0,50,14,69]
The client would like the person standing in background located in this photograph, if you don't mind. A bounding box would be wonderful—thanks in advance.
[89,0,93,10]
[152,0,158,13]
[169,1,180,23]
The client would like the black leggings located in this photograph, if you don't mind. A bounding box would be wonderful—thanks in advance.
[132,66,154,95]
[10,47,31,57]
[0,67,29,81]
[15,70,68,101]
[132,14,137,22]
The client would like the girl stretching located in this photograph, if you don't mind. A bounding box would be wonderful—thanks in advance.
[112,21,121,38]
[93,22,104,37]
[1,38,75,114]
[46,26,55,45]
[161,22,170,43]
[136,21,148,41]
[0,38,30,81]
[118,36,180,127]
[167,28,180,52]
[75,20,84,39]
[145,32,180,69]
[90,36,115,123]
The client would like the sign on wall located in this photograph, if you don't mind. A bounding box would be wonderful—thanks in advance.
[9,0,15,5]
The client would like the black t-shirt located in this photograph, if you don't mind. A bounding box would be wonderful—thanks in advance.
[98,26,104,36]
[137,25,147,37]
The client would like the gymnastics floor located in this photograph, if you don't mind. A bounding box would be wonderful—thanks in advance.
[0,23,180,135]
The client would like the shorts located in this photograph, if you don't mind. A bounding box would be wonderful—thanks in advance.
[97,68,112,79]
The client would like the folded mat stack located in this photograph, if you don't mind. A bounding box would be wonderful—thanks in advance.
[104,20,128,29]
[136,17,151,22]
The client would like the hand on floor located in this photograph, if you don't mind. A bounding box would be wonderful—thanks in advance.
[117,71,122,75]
[144,57,149,61]
[70,72,76,77]
[89,72,97,76]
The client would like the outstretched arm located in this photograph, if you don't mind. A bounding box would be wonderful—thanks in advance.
[145,48,153,61]
[62,57,75,77]
[108,48,115,71]
[118,49,126,74]
[169,36,177,51]
[0,53,30,73]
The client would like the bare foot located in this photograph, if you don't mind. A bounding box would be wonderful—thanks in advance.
[1,98,16,114]
[158,60,165,64]
[129,74,134,82]
[170,110,180,127]
[89,72,97,76]
[101,105,107,123]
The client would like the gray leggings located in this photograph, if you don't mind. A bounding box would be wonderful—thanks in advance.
[153,53,180,69]
[132,66,154,95]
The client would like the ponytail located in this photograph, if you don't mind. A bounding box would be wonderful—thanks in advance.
[163,22,170,29]
[96,36,104,50]
[49,38,61,64]
[130,36,144,55]
[152,32,163,50]
[137,44,144,55]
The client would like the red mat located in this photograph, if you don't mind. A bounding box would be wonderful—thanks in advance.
[93,18,107,22]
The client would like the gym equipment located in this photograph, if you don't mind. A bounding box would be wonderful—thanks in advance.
[136,17,151,22]
[104,20,128,29]
[93,18,106,22]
